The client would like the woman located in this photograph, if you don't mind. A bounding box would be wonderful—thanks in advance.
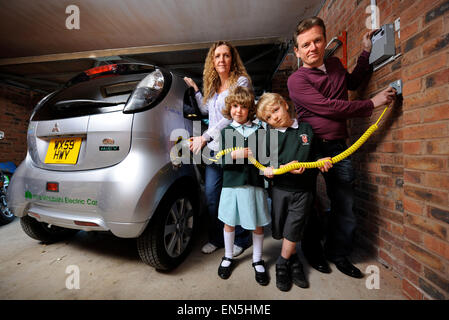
[184,41,252,256]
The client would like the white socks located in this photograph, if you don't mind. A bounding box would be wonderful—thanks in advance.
[252,232,265,272]
[221,229,265,272]
[222,230,235,267]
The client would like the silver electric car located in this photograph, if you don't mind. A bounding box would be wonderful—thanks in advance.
[7,63,206,271]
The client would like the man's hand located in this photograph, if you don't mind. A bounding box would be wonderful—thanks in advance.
[370,86,397,107]
[317,157,333,173]
[362,29,378,53]
[280,161,305,174]
[189,136,207,154]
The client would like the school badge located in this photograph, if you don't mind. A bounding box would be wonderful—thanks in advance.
[300,134,310,145]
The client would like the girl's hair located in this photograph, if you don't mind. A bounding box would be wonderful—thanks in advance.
[256,92,289,121]
[222,86,256,121]
[202,41,251,104]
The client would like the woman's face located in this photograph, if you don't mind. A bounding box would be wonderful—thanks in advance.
[213,45,232,76]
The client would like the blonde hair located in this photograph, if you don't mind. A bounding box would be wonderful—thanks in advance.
[222,86,256,120]
[202,41,251,104]
[256,92,290,121]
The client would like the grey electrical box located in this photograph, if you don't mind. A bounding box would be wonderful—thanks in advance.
[369,24,395,65]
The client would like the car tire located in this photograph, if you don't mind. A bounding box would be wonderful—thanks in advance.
[20,215,78,243]
[137,188,197,271]
[0,194,14,225]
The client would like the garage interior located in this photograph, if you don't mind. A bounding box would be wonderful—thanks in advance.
[1,0,448,301]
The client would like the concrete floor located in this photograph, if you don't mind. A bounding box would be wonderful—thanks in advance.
[0,217,405,300]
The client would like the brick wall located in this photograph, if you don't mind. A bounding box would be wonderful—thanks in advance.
[0,84,42,166]
[273,0,449,299]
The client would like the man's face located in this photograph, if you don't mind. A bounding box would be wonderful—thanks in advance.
[294,25,326,68]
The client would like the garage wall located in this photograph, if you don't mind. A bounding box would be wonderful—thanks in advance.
[0,84,41,166]
[272,0,449,300]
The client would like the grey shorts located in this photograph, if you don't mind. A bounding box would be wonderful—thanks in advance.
[270,187,313,242]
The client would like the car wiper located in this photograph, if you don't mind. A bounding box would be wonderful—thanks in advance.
[54,99,124,109]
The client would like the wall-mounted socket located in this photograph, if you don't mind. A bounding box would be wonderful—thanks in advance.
[389,79,402,95]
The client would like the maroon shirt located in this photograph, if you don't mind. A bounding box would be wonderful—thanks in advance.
[287,50,374,140]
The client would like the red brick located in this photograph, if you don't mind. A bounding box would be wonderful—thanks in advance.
[401,0,441,28]
[401,20,420,42]
[407,214,448,240]
[404,242,444,271]
[403,53,447,81]
[423,234,449,260]
[404,253,423,273]
[423,33,449,56]
[402,123,448,139]
[404,184,448,206]
[404,197,425,216]
[403,141,423,155]
[422,104,449,122]
[404,87,449,110]
[403,279,423,300]
[404,20,443,53]
[403,78,422,96]
[426,138,449,155]
[379,249,394,267]
[405,156,445,171]
[401,47,423,67]
[424,172,449,189]
[428,206,449,225]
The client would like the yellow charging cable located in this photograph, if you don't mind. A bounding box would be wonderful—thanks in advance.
[183,105,390,175]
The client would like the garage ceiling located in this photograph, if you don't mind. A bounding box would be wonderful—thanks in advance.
[0,0,324,95]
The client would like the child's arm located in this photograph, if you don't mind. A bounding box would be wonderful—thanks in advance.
[231,148,252,160]
[317,157,333,172]
[280,160,305,174]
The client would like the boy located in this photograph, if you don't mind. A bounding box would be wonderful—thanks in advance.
[256,93,332,291]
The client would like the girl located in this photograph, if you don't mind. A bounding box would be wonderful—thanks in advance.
[216,86,271,286]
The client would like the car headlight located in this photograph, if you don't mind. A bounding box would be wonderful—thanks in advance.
[123,69,170,113]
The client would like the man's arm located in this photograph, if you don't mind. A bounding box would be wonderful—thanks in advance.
[347,30,377,90]
[346,50,373,91]
[288,74,374,120]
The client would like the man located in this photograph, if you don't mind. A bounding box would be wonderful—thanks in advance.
[287,17,396,278]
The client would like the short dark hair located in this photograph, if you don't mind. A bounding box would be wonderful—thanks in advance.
[293,16,326,47]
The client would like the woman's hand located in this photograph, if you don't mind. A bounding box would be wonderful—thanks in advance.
[189,136,207,154]
[183,77,199,93]
[231,147,252,159]
[317,157,333,172]
[281,161,305,174]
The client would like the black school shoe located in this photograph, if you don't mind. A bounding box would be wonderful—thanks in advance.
[252,260,269,286]
[218,257,234,279]
[275,263,292,292]
[289,255,309,288]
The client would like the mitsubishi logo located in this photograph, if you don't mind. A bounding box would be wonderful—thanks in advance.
[52,123,60,133]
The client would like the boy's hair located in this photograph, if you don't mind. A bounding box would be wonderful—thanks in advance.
[293,16,327,48]
[222,86,256,120]
[256,92,291,121]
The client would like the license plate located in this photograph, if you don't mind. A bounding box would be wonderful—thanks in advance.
[44,137,82,164]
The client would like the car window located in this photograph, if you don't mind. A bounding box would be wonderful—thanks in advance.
[31,75,145,121]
